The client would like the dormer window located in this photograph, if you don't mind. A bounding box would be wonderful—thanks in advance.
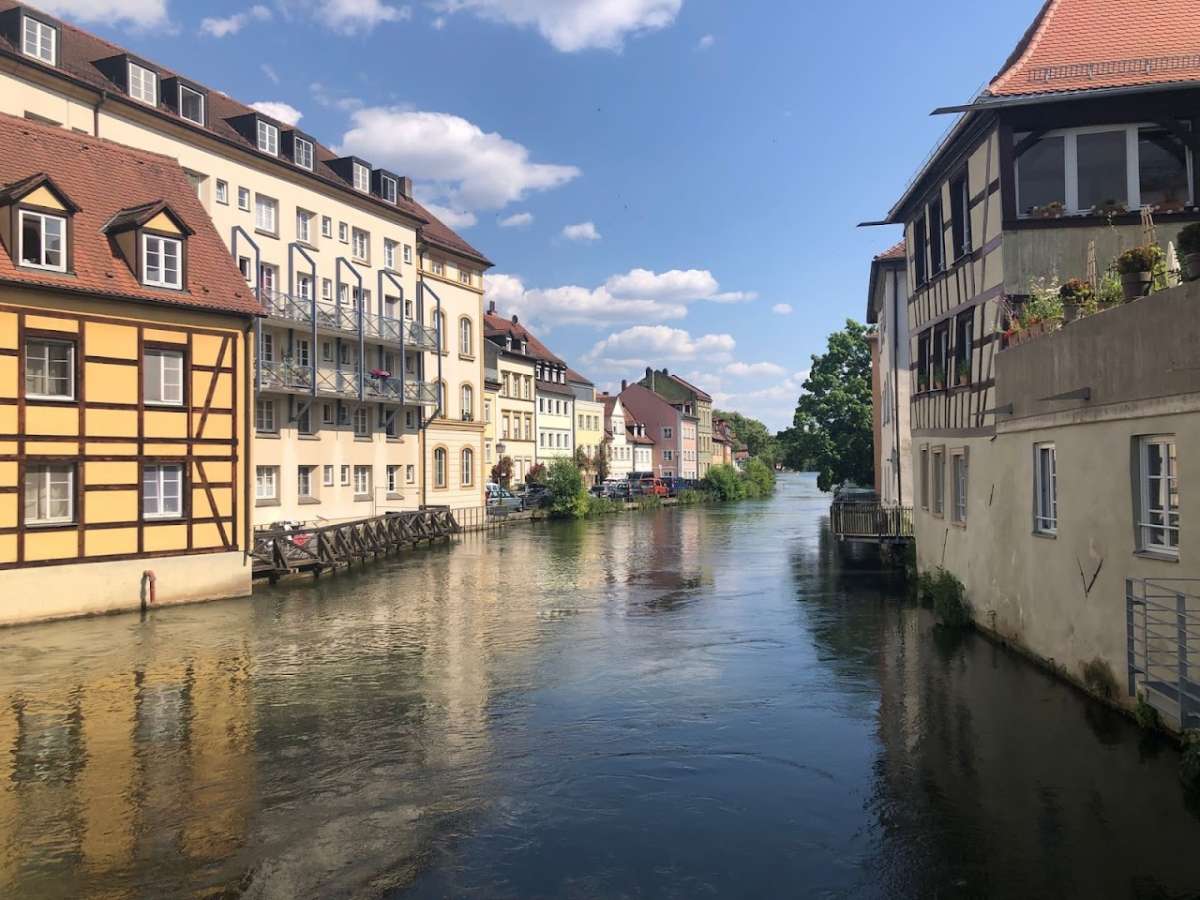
[143,234,181,289]
[257,120,279,155]
[19,210,66,272]
[178,84,204,125]
[127,62,157,106]
[353,162,370,193]
[22,15,55,64]
[381,174,398,203]
[294,137,314,170]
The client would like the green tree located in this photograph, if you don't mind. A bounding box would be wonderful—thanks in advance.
[489,456,513,488]
[782,319,874,493]
[546,458,589,519]
[713,409,778,464]
[741,458,777,497]
[702,464,744,501]
[594,437,610,482]
[525,462,547,485]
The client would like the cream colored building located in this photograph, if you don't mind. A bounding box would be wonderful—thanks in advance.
[483,309,536,483]
[569,369,604,482]
[0,2,489,520]
[601,393,633,480]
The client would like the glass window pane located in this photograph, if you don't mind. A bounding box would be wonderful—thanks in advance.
[1017,135,1065,215]
[1076,130,1128,212]
[1139,128,1190,211]
[21,214,42,266]
[144,350,161,402]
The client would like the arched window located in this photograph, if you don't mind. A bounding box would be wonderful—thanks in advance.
[433,447,447,488]
[460,384,474,421]
[461,447,474,487]
[459,316,472,356]
[436,310,446,351]
[438,379,447,416]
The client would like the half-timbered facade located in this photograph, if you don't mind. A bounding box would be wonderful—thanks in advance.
[0,114,259,624]
[0,0,491,519]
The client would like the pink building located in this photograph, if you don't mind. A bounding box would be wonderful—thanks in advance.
[618,383,683,479]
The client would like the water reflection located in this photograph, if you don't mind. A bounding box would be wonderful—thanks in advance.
[0,475,1196,898]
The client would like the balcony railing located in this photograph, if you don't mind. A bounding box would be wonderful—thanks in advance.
[260,359,313,392]
[262,289,439,352]
[830,502,914,543]
[405,320,439,351]
[315,366,361,397]
[1126,577,1200,730]
[261,290,314,326]
[405,381,439,406]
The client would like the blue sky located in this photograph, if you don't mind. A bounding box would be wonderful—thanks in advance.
[42,0,1045,430]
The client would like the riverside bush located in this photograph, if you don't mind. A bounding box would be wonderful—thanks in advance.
[702,464,744,501]
[546,458,588,519]
[742,458,776,497]
[917,568,971,627]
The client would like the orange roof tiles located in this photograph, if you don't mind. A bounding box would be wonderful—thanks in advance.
[988,0,1200,97]
[874,241,905,261]
[0,113,260,317]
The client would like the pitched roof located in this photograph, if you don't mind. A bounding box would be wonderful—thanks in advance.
[987,0,1200,98]
[874,241,905,262]
[666,373,711,403]
[0,1,491,267]
[483,311,565,367]
[566,367,593,386]
[0,113,260,317]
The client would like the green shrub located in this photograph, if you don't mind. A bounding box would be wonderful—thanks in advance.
[546,458,588,519]
[1134,693,1161,731]
[637,494,663,511]
[1179,223,1200,257]
[1181,731,1200,791]
[917,567,971,627]
[1116,244,1162,274]
[742,458,776,497]
[675,488,706,506]
[1081,657,1118,700]
[586,497,624,517]
[703,464,744,501]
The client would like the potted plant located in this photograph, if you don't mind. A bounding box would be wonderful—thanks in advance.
[916,370,929,393]
[1178,222,1200,282]
[1092,198,1127,217]
[1116,245,1162,301]
[1032,200,1066,219]
[956,358,971,385]
[931,365,946,390]
[1059,278,1094,323]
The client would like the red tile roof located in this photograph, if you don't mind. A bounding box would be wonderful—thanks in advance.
[874,241,905,262]
[0,113,260,317]
[483,311,565,367]
[566,367,593,387]
[987,0,1200,98]
[0,1,491,267]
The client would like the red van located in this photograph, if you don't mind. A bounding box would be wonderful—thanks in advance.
[637,477,669,498]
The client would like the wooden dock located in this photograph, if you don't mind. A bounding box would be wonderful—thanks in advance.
[251,508,462,582]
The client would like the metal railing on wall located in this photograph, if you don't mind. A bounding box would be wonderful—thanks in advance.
[1126,577,1200,729]
[830,502,914,542]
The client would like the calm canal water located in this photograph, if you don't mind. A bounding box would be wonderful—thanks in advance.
[1,474,1199,899]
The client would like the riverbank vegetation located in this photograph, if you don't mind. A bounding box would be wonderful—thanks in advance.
[916,567,971,628]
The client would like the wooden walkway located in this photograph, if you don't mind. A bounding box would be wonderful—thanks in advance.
[251,508,462,582]
[830,502,914,544]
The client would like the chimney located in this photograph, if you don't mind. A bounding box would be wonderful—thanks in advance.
[621,379,628,392]
[645,366,653,379]
[398,176,413,199]
[662,367,669,377]
[511,314,519,324]
[487,300,496,314]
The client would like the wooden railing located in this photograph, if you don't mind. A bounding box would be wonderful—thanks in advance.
[830,502,914,542]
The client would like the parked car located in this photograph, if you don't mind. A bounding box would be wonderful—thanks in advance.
[635,477,669,498]
[593,480,633,501]
[486,485,523,513]
[518,484,552,509]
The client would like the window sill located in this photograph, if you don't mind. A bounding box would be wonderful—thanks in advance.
[145,401,186,409]
[298,433,320,441]
[255,430,281,439]
[1134,549,1179,564]
[25,522,76,531]
[144,515,184,522]
[354,436,373,442]
[297,241,318,252]
[255,498,281,507]
[459,354,476,363]
[353,494,371,502]
[1032,530,1058,540]
[26,395,77,404]
[386,492,403,501]
[254,228,279,240]
[298,496,320,505]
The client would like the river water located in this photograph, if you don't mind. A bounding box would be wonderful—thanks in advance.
[1,474,1198,899]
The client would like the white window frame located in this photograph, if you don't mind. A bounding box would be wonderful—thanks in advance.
[353,406,369,437]
[381,174,398,203]
[144,348,184,407]
[323,464,334,487]
[178,83,204,125]
[387,464,400,493]
[1034,443,1058,535]
[951,450,968,524]
[297,465,314,499]
[461,384,473,420]
[22,15,55,65]
[127,61,157,106]
[294,137,314,171]
[255,195,278,234]
[353,465,371,496]
[257,119,279,156]
[255,397,276,432]
[256,465,277,500]
[237,186,251,211]
[353,162,370,193]
[403,244,412,264]
[1137,435,1179,556]
[142,233,182,289]
[296,209,312,244]
[1015,123,1195,218]
[384,239,397,270]
[459,317,472,356]
[143,463,184,520]
[321,216,333,238]
[340,465,350,486]
[215,179,228,205]
[461,448,474,487]
[24,463,73,525]
[24,338,74,400]
[931,448,946,517]
[352,228,369,261]
[18,209,66,272]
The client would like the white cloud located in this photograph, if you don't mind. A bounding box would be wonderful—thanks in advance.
[584,325,736,371]
[771,303,793,315]
[336,108,579,219]
[424,203,478,230]
[696,33,714,50]
[434,0,682,52]
[36,0,170,29]
[605,268,754,304]
[316,0,412,33]
[562,221,601,242]
[431,14,447,28]
[261,63,281,85]
[310,82,364,113]
[723,361,788,379]
[483,266,754,330]
[200,4,271,37]
[700,368,810,432]
[250,101,304,126]
[499,211,534,228]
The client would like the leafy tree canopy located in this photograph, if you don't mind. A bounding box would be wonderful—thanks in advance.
[713,409,779,464]
[779,319,874,492]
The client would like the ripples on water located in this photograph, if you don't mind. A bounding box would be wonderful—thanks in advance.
[0,474,1198,899]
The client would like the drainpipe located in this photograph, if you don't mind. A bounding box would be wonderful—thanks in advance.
[93,90,108,137]
[892,268,903,506]
[244,315,256,558]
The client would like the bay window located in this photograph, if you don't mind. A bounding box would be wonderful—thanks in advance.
[1016,124,1193,217]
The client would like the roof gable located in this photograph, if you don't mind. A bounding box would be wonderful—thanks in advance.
[103,200,193,236]
[0,172,79,211]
